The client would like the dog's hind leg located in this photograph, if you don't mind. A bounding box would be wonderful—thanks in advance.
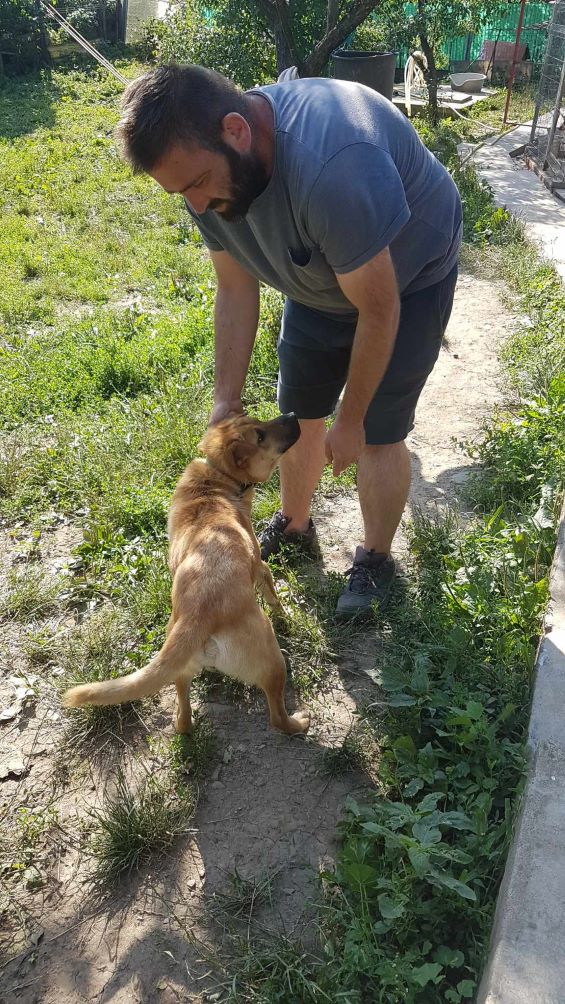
[212,612,310,736]
[175,661,200,734]
[257,561,283,613]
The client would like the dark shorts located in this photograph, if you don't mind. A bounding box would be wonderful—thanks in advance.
[277,264,458,445]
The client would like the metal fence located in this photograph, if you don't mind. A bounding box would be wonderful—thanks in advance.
[528,0,565,188]
[392,2,552,72]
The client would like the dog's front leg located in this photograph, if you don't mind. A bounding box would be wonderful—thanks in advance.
[258,561,283,613]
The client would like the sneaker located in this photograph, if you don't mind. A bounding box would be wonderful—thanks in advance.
[259,510,317,560]
[336,546,396,617]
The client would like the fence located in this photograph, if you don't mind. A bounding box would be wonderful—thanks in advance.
[388,3,552,72]
[528,0,565,187]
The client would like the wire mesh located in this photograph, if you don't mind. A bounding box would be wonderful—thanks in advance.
[528,0,565,182]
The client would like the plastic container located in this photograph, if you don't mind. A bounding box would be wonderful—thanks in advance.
[331,50,397,101]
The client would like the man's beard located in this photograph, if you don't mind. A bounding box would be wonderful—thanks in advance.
[208,144,269,223]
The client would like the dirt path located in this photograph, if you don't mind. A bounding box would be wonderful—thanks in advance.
[1,268,515,1004]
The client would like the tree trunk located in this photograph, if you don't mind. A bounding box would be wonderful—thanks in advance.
[301,0,378,77]
[418,31,438,123]
[253,0,301,73]
[326,0,340,34]
[253,0,379,78]
[273,23,295,73]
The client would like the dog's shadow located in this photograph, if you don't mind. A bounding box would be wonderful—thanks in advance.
[3,561,385,1003]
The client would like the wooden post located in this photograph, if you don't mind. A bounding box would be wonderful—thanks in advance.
[503,0,527,125]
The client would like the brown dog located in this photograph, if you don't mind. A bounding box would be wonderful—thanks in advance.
[63,414,310,736]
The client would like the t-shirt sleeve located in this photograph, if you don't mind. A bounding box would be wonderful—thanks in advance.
[306,144,411,274]
[183,198,224,252]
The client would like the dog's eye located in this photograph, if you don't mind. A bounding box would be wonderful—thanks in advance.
[256,429,265,444]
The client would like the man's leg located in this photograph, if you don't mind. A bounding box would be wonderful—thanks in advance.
[357,440,411,553]
[279,418,327,532]
[337,266,459,615]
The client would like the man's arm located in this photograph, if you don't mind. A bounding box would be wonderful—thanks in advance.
[209,250,261,425]
[325,247,400,475]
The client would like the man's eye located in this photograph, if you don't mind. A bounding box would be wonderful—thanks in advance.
[257,430,265,443]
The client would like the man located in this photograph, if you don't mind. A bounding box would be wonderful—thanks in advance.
[116,63,462,616]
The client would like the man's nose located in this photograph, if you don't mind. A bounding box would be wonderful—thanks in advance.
[186,193,210,215]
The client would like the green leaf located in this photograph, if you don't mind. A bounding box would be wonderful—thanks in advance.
[387,693,418,707]
[342,862,378,885]
[428,869,477,901]
[411,962,443,987]
[412,819,442,844]
[393,735,417,758]
[408,846,431,876]
[403,777,424,798]
[457,979,476,997]
[417,791,443,813]
[439,811,474,831]
[377,893,406,920]
[433,946,465,968]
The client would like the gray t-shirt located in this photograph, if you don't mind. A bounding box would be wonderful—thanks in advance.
[186,78,462,321]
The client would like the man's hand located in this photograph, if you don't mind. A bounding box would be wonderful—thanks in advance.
[208,399,245,426]
[325,414,366,477]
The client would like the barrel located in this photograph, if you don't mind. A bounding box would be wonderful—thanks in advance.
[331,49,397,101]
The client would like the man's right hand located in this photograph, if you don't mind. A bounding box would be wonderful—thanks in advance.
[208,399,245,426]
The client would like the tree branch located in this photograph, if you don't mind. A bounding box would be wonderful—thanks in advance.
[302,1,379,77]
[326,0,340,34]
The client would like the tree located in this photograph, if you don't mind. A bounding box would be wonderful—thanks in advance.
[148,0,382,86]
[398,0,507,122]
[251,0,380,77]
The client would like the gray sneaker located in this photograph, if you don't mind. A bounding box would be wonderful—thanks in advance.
[336,546,396,617]
[259,510,317,560]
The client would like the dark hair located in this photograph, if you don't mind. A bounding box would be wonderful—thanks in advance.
[116,63,249,173]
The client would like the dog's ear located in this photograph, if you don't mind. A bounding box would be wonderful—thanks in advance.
[231,440,255,468]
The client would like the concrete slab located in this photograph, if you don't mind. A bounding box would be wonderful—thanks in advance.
[462,125,565,281]
[478,506,565,1004]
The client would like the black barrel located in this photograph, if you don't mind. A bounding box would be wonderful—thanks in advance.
[331,49,397,101]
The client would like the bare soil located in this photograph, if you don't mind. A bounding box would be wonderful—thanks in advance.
[0,269,515,1004]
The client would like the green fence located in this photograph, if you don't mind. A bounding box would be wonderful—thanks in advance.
[447,2,550,64]
[388,2,551,69]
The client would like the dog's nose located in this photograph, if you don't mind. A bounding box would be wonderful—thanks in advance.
[278,412,301,447]
[280,412,298,428]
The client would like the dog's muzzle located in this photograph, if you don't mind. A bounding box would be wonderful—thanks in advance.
[273,412,301,453]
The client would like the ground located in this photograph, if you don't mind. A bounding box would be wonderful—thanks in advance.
[0,266,515,1003]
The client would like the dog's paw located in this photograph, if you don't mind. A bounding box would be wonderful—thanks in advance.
[289,711,310,735]
[175,715,193,735]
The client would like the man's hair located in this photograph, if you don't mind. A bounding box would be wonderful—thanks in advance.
[116,63,248,173]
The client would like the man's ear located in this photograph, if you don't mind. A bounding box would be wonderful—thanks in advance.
[231,440,255,468]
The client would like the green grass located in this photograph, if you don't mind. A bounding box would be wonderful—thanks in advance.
[90,765,196,884]
[1,55,564,1002]
[0,565,70,620]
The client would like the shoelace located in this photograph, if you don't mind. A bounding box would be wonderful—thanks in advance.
[345,559,386,594]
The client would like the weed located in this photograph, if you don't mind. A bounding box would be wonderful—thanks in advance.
[0,566,68,620]
[322,723,372,777]
[59,605,147,742]
[219,934,331,1003]
[148,716,217,782]
[211,867,274,922]
[1,804,59,890]
[90,766,195,884]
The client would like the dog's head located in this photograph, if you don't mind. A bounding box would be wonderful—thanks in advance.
[199,413,301,485]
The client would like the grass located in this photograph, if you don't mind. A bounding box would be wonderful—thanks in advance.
[90,765,196,884]
[321,722,373,777]
[1,54,564,1001]
[0,565,70,620]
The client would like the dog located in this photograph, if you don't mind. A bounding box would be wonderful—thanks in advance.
[63,413,310,737]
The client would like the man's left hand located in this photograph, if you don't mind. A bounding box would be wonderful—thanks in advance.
[325,415,366,477]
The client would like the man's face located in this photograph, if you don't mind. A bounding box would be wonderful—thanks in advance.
[149,140,268,222]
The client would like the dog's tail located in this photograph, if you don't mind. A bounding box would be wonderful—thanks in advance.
[62,620,202,709]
